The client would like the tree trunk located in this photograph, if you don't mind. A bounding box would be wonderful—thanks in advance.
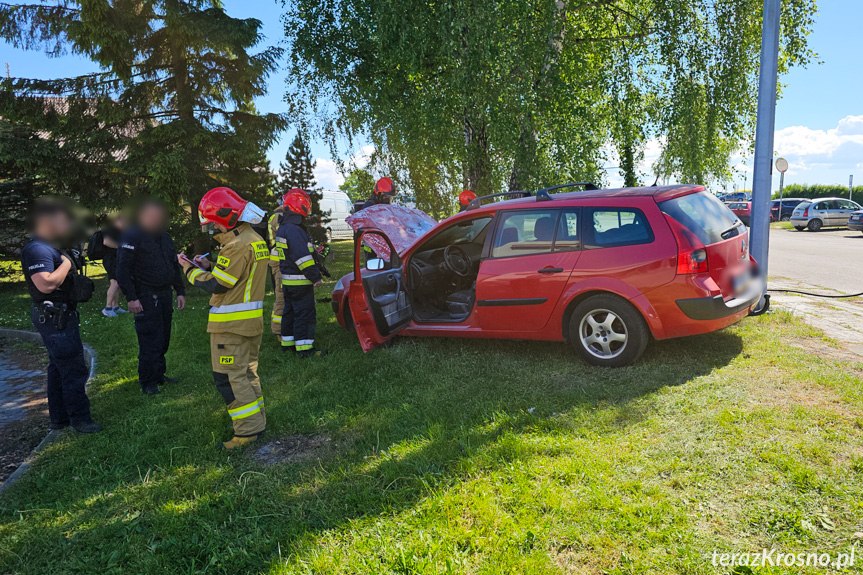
[464,113,492,196]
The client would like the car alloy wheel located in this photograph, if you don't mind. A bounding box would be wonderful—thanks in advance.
[580,309,627,359]
[808,219,822,231]
[569,294,649,367]
[780,215,791,222]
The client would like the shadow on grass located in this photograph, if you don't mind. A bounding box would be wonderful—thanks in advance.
[0,256,745,574]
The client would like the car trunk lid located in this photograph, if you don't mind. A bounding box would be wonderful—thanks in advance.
[659,191,754,299]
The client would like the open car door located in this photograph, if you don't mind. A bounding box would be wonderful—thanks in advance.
[348,229,413,352]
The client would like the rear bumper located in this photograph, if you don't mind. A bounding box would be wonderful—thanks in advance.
[848,221,863,231]
[675,283,763,321]
[789,217,809,225]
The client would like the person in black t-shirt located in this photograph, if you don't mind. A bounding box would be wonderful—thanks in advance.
[21,199,101,434]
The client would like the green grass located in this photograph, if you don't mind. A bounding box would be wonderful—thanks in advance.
[3,241,863,573]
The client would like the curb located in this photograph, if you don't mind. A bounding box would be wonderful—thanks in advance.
[0,328,97,497]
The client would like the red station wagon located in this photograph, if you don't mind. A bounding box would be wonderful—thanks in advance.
[331,184,762,367]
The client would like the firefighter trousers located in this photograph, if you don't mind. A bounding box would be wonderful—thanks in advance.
[210,332,265,437]
[269,259,284,335]
[281,284,316,351]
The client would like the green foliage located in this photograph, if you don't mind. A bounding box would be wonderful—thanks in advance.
[0,0,285,251]
[339,168,375,203]
[277,133,329,244]
[285,0,817,205]
[780,183,861,202]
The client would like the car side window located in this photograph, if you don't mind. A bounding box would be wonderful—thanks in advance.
[491,210,559,258]
[839,200,858,210]
[585,208,653,249]
[554,210,580,252]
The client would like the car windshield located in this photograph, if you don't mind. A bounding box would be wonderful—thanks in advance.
[795,201,811,211]
[420,216,493,251]
[659,191,741,245]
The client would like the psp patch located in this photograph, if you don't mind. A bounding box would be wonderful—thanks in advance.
[217,255,231,268]
[252,241,270,261]
[219,356,234,365]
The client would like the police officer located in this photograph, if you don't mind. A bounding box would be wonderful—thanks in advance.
[179,187,269,450]
[275,188,326,358]
[115,199,186,396]
[266,201,286,343]
[458,190,476,212]
[21,199,101,433]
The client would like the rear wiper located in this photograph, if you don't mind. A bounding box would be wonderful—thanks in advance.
[720,223,741,239]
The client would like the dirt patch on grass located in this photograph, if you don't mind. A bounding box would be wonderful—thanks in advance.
[0,337,49,484]
[252,434,333,466]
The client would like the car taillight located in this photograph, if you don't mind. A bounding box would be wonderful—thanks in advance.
[802,205,810,217]
[664,214,709,274]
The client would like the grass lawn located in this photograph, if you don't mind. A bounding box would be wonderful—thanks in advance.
[3,240,863,573]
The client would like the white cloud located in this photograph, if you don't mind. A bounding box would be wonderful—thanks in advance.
[774,116,863,171]
[313,144,376,191]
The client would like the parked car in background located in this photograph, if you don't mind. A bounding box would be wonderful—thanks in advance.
[727,201,751,225]
[790,197,862,231]
[320,190,354,241]
[332,185,761,367]
[720,192,747,203]
[847,210,863,232]
[770,198,806,222]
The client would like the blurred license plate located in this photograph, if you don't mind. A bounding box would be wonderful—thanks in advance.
[852,215,862,221]
[732,273,751,295]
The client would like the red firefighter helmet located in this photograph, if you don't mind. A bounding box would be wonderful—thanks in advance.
[283,188,312,216]
[373,177,396,198]
[459,190,477,206]
[198,187,248,230]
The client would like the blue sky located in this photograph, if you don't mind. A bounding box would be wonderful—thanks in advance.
[1,0,859,192]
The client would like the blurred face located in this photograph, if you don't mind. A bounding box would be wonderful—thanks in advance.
[378,194,392,204]
[35,211,72,242]
[138,202,168,234]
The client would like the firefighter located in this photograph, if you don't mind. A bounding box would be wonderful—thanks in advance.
[178,187,270,450]
[458,190,477,212]
[361,176,396,210]
[274,188,326,358]
[115,199,186,396]
[267,200,286,343]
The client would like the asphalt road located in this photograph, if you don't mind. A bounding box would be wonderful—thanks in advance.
[767,226,863,294]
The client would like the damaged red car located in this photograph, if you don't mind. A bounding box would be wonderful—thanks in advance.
[331,184,762,367]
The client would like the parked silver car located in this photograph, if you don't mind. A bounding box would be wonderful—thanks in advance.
[790,197,862,231]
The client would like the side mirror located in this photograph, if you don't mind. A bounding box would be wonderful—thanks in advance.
[366,258,385,271]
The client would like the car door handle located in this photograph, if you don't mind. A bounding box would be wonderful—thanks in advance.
[537,267,564,274]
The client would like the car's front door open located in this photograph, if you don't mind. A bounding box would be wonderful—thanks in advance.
[348,229,413,352]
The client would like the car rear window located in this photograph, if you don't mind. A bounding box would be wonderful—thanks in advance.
[584,208,653,249]
[658,191,741,245]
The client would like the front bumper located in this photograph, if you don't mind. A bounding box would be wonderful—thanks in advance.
[675,281,763,321]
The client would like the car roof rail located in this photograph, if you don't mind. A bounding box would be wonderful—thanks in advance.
[535,182,598,202]
[465,190,532,211]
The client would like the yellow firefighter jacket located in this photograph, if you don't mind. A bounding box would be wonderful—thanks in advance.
[185,223,270,336]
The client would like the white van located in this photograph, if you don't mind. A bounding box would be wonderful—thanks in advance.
[320,190,354,241]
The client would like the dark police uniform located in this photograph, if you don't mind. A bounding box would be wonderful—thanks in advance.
[115,227,185,392]
[274,213,322,353]
[21,237,93,427]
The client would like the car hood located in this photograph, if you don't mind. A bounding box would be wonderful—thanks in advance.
[346,204,437,257]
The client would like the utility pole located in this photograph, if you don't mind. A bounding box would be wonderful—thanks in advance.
[749,0,781,301]
[851,175,854,201]
[776,158,788,221]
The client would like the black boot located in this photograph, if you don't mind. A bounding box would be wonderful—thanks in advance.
[298,348,328,359]
[142,383,161,395]
[73,421,102,434]
[161,376,180,385]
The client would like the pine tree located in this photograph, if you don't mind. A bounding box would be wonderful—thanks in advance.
[0,1,285,246]
[277,133,329,244]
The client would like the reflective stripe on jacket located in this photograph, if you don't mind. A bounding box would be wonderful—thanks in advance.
[275,212,322,285]
[185,223,269,336]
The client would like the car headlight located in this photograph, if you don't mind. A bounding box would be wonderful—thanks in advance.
[334,276,345,291]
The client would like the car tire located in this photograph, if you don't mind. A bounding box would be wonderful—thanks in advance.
[781,215,791,222]
[569,294,649,368]
[807,219,823,232]
[794,226,805,231]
